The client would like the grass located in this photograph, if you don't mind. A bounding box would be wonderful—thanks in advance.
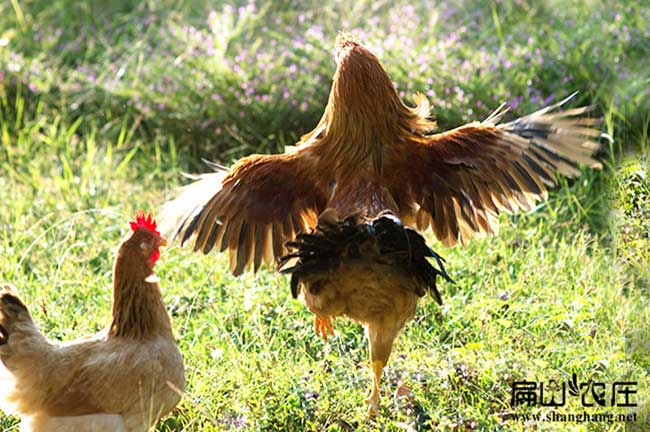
[0,0,648,430]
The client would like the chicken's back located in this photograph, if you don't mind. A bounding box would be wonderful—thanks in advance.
[37,335,183,430]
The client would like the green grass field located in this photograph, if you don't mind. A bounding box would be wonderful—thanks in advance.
[0,0,648,430]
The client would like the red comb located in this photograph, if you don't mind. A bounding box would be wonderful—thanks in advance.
[129,210,160,236]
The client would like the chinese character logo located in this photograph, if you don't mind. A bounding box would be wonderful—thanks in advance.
[511,373,637,408]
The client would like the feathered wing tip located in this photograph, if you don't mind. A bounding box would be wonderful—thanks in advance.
[497,92,603,176]
[483,102,510,125]
[161,153,327,276]
[278,213,454,303]
[413,91,604,248]
[158,168,229,242]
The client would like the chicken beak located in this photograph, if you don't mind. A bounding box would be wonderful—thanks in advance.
[158,237,168,247]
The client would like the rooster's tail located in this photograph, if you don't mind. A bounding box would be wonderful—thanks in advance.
[278,211,454,304]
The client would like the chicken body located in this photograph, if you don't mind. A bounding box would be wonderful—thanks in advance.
[278,176,452,412]
[0,218,184,431]
[163,33,602,414]
[0,319,182,431]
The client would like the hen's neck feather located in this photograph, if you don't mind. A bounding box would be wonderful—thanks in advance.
[108,245,172,339]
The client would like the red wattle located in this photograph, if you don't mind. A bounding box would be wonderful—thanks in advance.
[150,248,160,266]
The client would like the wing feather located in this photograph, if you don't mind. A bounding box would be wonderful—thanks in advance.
[399,95,602,246]
[161,152,327,274]
[253,224,265,272]
[272,223,286,260]
[262,224,274,268]
[203,219,224,254]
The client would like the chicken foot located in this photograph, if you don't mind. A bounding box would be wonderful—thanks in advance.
[314,315,334,340]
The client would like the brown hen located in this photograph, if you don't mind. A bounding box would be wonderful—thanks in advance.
[162,33,601,414]
[0,212,184,431]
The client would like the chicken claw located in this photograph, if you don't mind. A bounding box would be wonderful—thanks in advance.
[314,315,334,340]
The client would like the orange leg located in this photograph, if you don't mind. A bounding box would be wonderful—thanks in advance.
[364,360,385,416]
[364,323,400,416]
[314,315,334,340]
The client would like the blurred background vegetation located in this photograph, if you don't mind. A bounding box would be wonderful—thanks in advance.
[0,0,648,160]
[0,0,648,430]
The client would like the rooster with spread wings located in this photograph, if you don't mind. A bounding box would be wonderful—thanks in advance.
[161,33,601,414]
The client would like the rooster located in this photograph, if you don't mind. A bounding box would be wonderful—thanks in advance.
[162,33,601,414]
[0,211,185,431]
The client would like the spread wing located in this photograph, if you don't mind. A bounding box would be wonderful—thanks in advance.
[161,152,328,275]
[403,94,603,246]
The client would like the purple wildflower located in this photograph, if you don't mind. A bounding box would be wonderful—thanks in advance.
[511,96,524,110]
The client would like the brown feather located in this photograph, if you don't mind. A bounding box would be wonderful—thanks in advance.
[261,224,274,268]
[416,206,430,231]
[253,224,265,272]
[272,223,285,261]
[234,222,253,276]
[203,219,224,254]
[219,220,232,253]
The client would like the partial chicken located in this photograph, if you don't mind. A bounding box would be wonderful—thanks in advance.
[0,211,184,431]
[161,33,602,414]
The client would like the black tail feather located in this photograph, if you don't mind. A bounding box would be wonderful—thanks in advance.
[278,214,454,302]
